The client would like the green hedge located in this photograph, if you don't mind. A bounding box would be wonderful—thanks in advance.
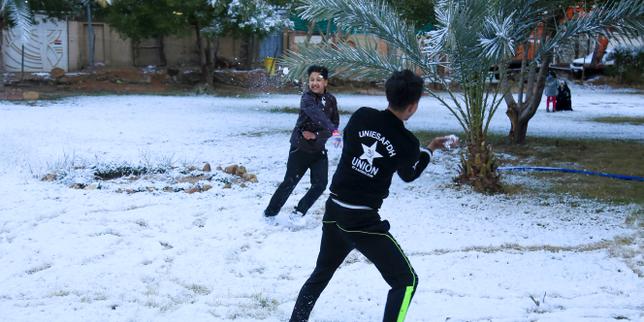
[605,46,644,84]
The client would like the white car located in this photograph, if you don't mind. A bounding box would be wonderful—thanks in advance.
[570,48,615,75]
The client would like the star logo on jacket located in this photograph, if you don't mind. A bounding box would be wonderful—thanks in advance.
[359,141,382,165]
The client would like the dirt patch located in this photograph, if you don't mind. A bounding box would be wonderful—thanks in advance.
[41,161,258,194]
[0,66,391,100]
[2,66,198,100]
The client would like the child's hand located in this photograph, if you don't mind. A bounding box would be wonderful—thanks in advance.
[332,130,342,148]
[428,135,459,151]
[302,131,317,140]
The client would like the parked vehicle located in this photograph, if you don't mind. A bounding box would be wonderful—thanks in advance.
[570,48,615,78]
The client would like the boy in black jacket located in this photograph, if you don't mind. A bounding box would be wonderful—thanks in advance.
[264,65,341,224]
[290,70,455,322]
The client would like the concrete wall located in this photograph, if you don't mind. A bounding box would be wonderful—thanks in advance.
[68,21,132,70]
[66,21,250,71]
[285,30,389,56]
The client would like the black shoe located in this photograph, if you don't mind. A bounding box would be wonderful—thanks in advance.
[264,210,278,225]
[288,210,306,226]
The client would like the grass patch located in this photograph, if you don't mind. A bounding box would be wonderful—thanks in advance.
[93,165,167,180]
[269,106,352,115]
[239,129,291,137]
[415,130,644,205]
[591,116,644,125]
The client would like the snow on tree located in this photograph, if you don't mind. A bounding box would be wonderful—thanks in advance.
[207,0,292,36]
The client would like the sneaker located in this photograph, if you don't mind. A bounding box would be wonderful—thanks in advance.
[264,215,278,226]
[288,210,306,227]
[264,210,278,226]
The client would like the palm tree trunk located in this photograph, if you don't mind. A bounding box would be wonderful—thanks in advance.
[456,81,502,193]
[458,137,501,193]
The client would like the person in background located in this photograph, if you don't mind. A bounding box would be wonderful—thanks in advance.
[263,65,341,225]
[544,71,559,112]
[289,70,457,322]
[556,80,573,111]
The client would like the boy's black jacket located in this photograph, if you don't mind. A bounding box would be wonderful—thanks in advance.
[330,107,430,209]
[289,90,339,153]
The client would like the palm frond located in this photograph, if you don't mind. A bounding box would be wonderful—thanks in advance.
[296,0,423,66]
[479,13,516,60]
[425,0,456,55]
[5,0,32,43]
[288,0,508,144]
[476,0,541,61]
[428,0,497,73]
[280,40,415,82]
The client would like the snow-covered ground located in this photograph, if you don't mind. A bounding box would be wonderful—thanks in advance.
[0,86,642,322]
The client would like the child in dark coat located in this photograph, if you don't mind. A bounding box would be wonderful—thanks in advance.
[556,81,573,111]
[264,65,341,224]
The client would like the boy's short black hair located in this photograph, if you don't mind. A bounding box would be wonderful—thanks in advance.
[385,70,424,111]
[307,65,329,80]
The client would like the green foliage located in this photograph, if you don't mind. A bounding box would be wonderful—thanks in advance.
[495,135,644,205]
[285,0,423,80]
[204,0,293,38]
[169,0,216,30]
[26,0,112,20]
[105,0,200,41]
[387,0,435,28]
[592,116,644,125]
[415,130,644,204]
[25,0,77,18]
[605,46,644,84]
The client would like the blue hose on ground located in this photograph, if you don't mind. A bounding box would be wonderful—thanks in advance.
[497,166,644,182]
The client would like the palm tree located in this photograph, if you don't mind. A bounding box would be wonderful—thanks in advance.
[0,0,32,91]
[281,0,507,192]
[280,0,643,192]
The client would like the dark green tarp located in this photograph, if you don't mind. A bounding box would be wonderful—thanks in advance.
[290,15,433,34]
[290,15,338,33]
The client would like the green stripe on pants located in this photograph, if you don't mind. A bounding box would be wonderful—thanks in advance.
[396,285,414,322]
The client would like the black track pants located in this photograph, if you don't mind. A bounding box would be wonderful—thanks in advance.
[290,198,418,322]
[265,148,328,216]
